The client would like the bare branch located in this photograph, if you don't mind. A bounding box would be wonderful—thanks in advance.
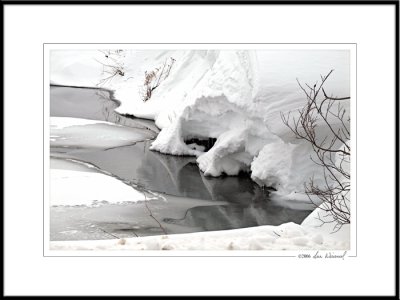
[282,70,351,232]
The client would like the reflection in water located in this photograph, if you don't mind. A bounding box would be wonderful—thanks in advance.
[50,86,314,240]
[164,203,311,231]
[67,141,273,203]
[59,140,313,236]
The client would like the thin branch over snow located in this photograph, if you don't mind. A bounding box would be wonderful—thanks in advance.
[281,70,350,232]
[140,57,176,102]
[95,50,125,87]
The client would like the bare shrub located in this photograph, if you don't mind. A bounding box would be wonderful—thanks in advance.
[96,50,125,86]
[281,70,350,232]
[140,57,175,102]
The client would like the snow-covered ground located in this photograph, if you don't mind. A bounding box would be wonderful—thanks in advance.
[51,117,154,149]
[49,48,351,251]
[51,168,147,207]
[50,220,349,251]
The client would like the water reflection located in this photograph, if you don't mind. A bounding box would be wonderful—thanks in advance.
[65,140,313,230]
[163,202,312,231]
[50,86,314,240]
[69,140,274,203]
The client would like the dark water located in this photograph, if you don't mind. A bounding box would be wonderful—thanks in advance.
[50,86,313,241]
[50,85,159,132]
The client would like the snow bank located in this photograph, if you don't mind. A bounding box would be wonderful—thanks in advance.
[50,221,349,251]
[147,50,350,199]
[50,50,105,87]
[301,208,350,243]
[50,49,350,199]
[50,166,147,207]
[51,117,154,149]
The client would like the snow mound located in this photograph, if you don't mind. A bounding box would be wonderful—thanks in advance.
[50,49,350,199]
[147,50,349,199]
[301,204,350,242]
[50,221,349,251]
[251,140,296,189]
[50,168,147,207]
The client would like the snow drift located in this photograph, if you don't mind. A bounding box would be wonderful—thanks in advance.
[50,221,349,251]
[50,49,350,200]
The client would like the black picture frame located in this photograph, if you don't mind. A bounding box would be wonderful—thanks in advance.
[3,0,398,297]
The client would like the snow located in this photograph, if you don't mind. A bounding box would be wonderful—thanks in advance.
[50,117,157,207]
[49,48,351,250]
[50,221,349,251]
[250,140,296,190]
[51,49,350,200]
[51,117,154,149]
[50,50,105,87]
[51,117,103,128]
[50,167,147,207]
[250,140,328,198]
[301,204,350,242]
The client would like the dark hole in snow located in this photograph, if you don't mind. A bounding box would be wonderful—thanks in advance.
[261,185,277,192]
[217,170,252,178]
[184,137,217,152]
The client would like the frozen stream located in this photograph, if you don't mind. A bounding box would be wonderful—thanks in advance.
[50,86,313,241]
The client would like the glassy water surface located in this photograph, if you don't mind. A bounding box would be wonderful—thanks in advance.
[50,86,313,241]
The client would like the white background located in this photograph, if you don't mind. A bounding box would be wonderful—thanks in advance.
[4,4,396,296]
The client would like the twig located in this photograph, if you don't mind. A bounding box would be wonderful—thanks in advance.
[281,70,351,232]
[98,227,120,239]
[143,192,167,235]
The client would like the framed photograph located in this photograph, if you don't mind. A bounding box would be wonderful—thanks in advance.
[4,1,398,297]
